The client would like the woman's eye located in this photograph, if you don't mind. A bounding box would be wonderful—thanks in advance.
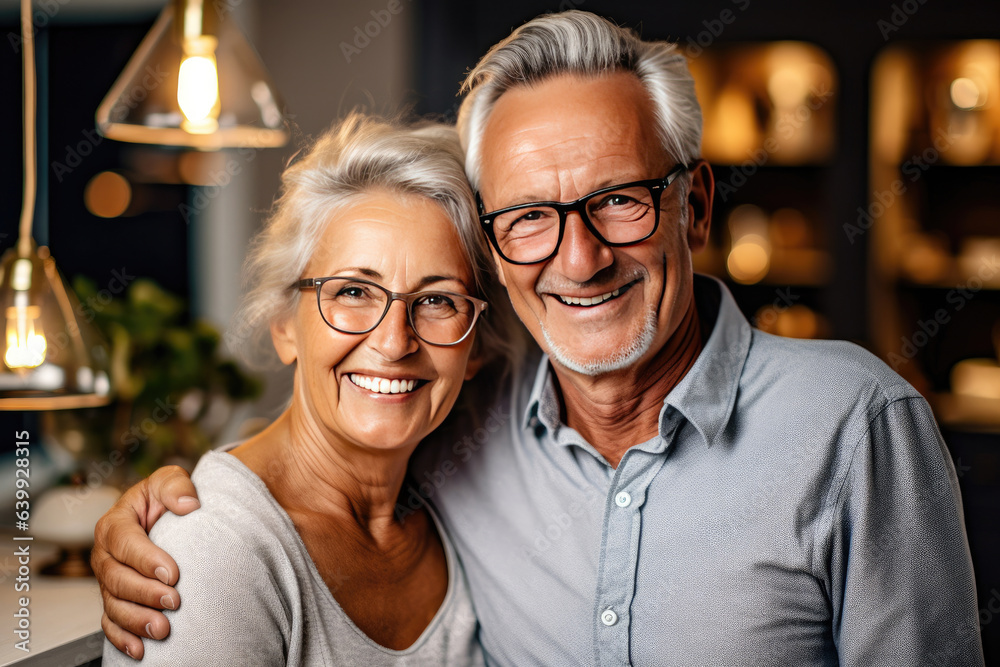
[419,294,454,307]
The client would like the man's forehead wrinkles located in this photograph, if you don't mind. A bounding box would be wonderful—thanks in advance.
[490,150,655,204]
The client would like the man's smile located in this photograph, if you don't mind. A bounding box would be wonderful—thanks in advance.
[548,278,641,308]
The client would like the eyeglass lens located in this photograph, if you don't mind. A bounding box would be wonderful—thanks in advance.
[492,185,657,263]
[318,279,477,345]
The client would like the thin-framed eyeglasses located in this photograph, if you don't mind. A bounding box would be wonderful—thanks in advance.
[477,163,690,265]
[294,276,488,346]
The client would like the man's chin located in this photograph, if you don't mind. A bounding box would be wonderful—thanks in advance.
[541,311,658,377]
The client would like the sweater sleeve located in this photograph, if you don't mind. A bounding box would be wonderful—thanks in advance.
[828,395,984,666]
[102,508,292,667]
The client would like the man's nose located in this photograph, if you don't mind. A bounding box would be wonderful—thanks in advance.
[550,211,615,283]
[365,299,419,360]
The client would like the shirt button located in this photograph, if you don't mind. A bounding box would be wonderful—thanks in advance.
[615,491,631,508]
[601,609,618,626]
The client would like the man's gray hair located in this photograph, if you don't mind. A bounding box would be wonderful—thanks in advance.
[457,10,702,190]
[228,111,524,377]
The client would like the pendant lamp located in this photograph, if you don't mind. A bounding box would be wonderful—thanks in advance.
[0,0,113,410]
[96,0,289,149]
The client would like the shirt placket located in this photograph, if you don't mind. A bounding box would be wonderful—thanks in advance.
[592,445,671,666]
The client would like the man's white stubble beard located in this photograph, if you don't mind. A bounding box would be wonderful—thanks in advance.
[541,305,658,377]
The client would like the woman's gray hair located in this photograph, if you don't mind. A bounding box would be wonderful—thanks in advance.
[228,111,525,380]
[457,10,702,190]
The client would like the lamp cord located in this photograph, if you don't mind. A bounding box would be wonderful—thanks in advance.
[18,0,37,259]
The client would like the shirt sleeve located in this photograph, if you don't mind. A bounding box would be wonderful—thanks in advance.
[101,509,291,667]
[828,395,984,666]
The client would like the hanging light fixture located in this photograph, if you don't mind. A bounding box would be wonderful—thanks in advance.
[95,0,289,149]
[0,0,112,410]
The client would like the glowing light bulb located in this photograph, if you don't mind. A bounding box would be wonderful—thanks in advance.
[5,304,46,369]
[4,260,46,370]
[177,36,220,134]
[950,77,986,110]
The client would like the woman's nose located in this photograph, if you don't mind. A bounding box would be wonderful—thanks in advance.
[365,299,419,360]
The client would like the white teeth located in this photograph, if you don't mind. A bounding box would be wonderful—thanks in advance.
[558,288,621,307]
[349,374,419,395]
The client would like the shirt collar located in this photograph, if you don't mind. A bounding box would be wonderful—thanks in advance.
[522,274,752,448]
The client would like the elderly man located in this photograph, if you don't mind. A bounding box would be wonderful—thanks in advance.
[93,10,983,665]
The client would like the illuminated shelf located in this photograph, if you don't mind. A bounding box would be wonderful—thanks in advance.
[931,393,1000,433]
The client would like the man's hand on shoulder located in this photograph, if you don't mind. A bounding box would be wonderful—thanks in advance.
[92,465,201,659]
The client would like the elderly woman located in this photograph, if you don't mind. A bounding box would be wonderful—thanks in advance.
[101,112,522,665]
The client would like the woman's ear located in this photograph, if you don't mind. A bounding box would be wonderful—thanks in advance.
[465,353,485,381]
[464,334,486,381]
[270,315,298,366]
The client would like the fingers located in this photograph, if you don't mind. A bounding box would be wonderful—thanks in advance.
[97,555,179,612]
[102,612,145,661]
[97,502,181,586]
[146,465,200,524]
[102,588,172,642]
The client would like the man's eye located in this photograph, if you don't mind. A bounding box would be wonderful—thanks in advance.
[597,194,640,209]
[502,207,556,232]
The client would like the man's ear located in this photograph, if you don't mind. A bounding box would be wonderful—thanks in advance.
[270,315,298,366]
[685,159,714,253]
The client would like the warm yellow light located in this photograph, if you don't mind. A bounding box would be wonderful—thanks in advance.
[950,77,986,110]
[5,304,46,369]
[952,358,1000,400]
[727,234,772,285]
[768,65,810,108]
[177,36,219,134]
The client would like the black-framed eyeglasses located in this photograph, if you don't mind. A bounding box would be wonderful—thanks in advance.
[477,164,689,265]
[294,276,488,346]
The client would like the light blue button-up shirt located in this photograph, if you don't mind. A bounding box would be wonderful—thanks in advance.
[413,275,983,665]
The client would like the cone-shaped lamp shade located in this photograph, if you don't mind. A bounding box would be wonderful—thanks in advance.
[96,0,289,149]
[0,245,112,410]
